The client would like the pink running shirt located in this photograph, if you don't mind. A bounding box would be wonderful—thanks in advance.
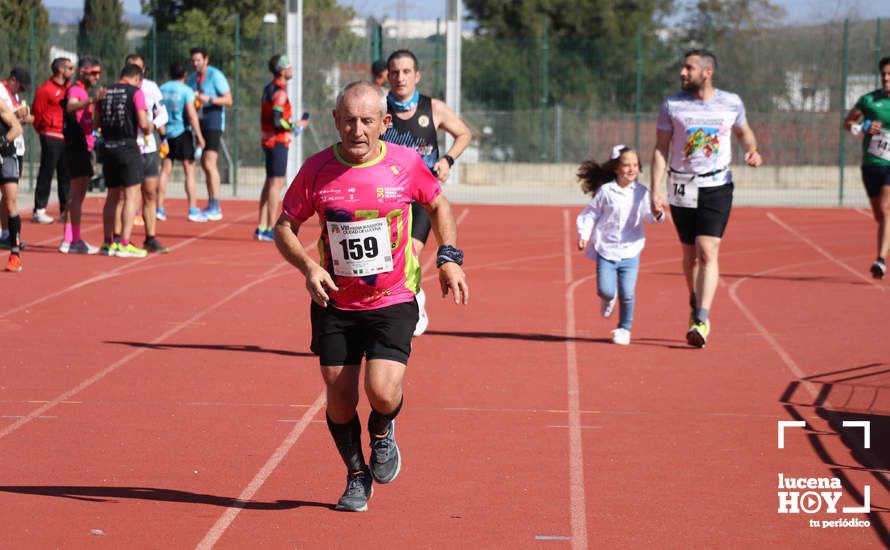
[66,82,96,150]
[282,142,442,311]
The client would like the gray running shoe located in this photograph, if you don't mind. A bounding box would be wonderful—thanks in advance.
[335,468,373,512]
[369,421,401,484]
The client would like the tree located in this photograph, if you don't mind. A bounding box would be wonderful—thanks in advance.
[463,0,677,112]
[681,0,787,112]
[464,0,673,41]
[78,0,130,71]
[141,0,363,164]
[0,0,50,72]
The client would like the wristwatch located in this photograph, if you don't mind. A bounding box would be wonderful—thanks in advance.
[442,154,455,167]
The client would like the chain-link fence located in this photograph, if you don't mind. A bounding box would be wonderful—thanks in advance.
[9,14,889,206]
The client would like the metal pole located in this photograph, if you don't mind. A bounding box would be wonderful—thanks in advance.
[434,18,441,98]
[27,11,35,192]
[540,19,549,161]
[151,20,157,81]
[233,14,240,196]
[445,0,462,184]
[839,19,849,206]
[634,22,642,152]
[876,19,883,88]
[286,0,303,187]
[706,14,713,49]
[554,103,561,163]
[369,17,382,64]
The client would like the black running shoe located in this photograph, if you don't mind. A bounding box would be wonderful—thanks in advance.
[369,421,401,484]
[144,238,170,254]
[335,467,373,512]
[870,260,886,280]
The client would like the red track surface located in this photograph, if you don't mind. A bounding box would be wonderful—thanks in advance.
[0,198,887,548]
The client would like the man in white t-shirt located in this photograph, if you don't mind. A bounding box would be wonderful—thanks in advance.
[126,54,169,253]
[650,49,762,348]
[0,67,32,248]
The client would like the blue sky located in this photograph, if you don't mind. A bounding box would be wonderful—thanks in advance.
[48,0,890,24]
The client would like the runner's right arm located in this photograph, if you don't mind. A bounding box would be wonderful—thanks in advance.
[274,213,339,307]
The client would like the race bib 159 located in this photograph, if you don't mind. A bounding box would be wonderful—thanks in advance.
[327,218,394,277]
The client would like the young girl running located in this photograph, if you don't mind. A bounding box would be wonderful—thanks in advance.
[576,145,664,345]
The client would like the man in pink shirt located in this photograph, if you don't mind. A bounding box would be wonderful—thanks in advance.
[275,81,468,512]
[59,55,103,254]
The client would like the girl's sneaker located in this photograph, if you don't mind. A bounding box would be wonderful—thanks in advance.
[611,328,631,345]
[156,207,167,221]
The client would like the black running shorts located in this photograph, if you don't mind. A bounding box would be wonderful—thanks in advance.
[861,165,890,198]
[0,153,20,183]
[167,131,195,161]
[102,140,144,188]
[670,182,734,245]
[410,200,432,243]
[310,300,418,366]
[142,151,160,179]
[65,145,94,179]
[264,142,288,178]
[201,128,222,152]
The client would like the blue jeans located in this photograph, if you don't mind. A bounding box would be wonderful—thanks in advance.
[596,253,640,330]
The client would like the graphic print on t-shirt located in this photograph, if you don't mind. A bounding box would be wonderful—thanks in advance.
[684,126,719,159]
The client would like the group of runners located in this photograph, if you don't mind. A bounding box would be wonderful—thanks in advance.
[2,43,887,514]
[0,47,232,267]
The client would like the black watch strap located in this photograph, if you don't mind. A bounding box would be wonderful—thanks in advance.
[442,154,455,167]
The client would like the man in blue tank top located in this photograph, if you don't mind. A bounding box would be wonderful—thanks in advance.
[381,49,471,336]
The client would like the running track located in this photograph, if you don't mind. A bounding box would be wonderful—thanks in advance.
[0,197,887,548]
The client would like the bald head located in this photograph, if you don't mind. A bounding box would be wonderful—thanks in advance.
[332,81,392,165]
[335,81,387,117]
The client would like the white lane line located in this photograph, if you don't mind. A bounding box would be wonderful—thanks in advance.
[767,212,884,292]
[0,212,256,319]
[0,261,288,441]
[563,208,589,550]
[195,391,326,550]
[563,210,573,285]
[727,258,890,488]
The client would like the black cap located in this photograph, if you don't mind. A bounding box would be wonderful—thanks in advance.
[371,59,387,75]
[9,67,31,91]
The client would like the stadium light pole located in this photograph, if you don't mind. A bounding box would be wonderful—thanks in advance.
[445,0,462,185]
[285,0,303,187]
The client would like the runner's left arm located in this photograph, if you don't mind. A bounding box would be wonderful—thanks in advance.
[733,123,762,167]
[431,98,472,183]
[424,193,469,304]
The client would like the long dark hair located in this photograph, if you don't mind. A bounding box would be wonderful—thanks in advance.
[578,146,639,195]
